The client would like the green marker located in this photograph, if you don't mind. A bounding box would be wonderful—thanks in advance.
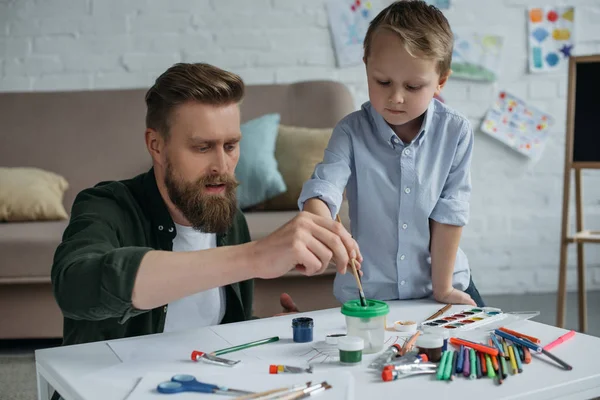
[500,354,509,379]
[443,350,454,380]
[211,336,279,356]
[485,354,496,378]
[437,351,450,380]
[469,349,477,380]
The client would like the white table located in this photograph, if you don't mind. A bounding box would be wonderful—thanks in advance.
[35,300,600,400]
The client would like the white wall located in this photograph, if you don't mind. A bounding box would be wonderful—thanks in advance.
[1,0,600,295]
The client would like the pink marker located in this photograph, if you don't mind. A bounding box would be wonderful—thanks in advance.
[543,330,576,351]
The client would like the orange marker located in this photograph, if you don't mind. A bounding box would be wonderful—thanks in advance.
[449,338,499,357]
[498,327,541,344]
[479,351,487,374]
[523,346,532,364]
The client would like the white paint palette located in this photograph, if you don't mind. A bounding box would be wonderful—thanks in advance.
[420,307,506,332]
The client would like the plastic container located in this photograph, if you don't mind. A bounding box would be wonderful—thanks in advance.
[422,326,450,351]
[292,317,314,343]
[415,334,444,362]
[338,336,364,365]
[341,299,390,354]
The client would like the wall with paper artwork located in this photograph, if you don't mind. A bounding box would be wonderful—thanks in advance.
[1,0,600,295]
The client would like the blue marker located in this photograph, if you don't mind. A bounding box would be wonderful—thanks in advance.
[490,333,505,358]
[456,345,464,373]
[494,330,542,353]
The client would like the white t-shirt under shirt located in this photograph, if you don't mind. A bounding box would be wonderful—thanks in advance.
[163,223,226,333]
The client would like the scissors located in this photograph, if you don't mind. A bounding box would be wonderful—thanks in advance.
[157,374,254,396]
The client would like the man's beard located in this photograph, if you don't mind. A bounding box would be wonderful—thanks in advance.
[164,160,239,234]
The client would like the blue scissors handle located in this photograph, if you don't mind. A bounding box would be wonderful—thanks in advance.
[157,374,253,396]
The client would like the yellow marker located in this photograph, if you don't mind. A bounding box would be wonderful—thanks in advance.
[502,339,509,359]
[508,345,518,375]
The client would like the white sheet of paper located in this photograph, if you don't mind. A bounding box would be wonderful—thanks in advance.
[124,369,355,400]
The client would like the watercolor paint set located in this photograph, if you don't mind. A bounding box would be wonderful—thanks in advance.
[420,307,507,332]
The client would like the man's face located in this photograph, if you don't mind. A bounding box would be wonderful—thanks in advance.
[163,101,241,233]
[365,29,446,128]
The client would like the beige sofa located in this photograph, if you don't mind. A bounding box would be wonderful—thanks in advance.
[0,81,355,339]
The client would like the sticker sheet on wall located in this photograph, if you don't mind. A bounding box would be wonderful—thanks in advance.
[326,0,377,67]
[424,0,450,10]
[452,32,504,82]
[480,91,554,159]
[527,6,575,73]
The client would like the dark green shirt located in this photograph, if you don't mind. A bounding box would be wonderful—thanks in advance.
[51,168,254,346]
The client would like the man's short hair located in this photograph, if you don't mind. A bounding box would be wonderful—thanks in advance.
[145,63,245,139]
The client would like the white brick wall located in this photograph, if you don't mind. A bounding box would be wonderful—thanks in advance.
[1,0,600,295]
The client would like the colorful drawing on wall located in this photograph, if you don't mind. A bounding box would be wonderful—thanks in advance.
[451,32,504,82]
[424,0,450,9]
[326,0,376,67]
[527,6,575,73]
[480,91,554,159]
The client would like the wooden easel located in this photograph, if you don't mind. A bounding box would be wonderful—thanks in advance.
[556,54,600,333]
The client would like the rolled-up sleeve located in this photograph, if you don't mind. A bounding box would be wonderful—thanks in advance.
[298,123,353,219]
[430,119,473,226]
[51,190,151,323]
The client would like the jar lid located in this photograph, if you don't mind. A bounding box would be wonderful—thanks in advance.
[415,333,443,349]
[422,326,450,338]
[292,317,313,327]
[341,299,389,318]
[338,336,364,351]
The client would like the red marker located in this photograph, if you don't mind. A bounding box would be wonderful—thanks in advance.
[543,330,576,351]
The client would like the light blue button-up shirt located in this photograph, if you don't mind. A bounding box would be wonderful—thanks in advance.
[298,99,473,304]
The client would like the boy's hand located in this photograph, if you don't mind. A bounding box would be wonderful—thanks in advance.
[273,293,300,317]
[434,287,476,306]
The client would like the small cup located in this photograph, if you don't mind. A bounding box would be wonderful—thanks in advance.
[415,333,444,362]
[338,336,364,365]
[341,299,389,354]
[292,317,314,343]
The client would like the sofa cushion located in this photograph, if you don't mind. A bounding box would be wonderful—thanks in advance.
[0,221,69,279]
[263,124,333,211]
[0,167,69,222]
[235,114,287,210]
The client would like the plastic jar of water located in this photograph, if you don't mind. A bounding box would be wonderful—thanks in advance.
[341,299,390,354]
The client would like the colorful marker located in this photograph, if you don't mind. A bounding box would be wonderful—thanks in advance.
[451,350,459,380]
[513,345,523,373]
[456,345,464,373]
[485,354,496,378]
[469,349,477,380]
[495,330,542,353]
[437,351,450,380]
[544,330,576,351]
[463,347,470,378]
[508,345,518,374]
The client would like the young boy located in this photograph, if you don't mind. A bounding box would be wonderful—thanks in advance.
[299,0,484,307]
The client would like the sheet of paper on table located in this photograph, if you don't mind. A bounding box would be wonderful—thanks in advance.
[124,369,355,400]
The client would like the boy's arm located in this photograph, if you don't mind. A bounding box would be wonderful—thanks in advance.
[298,124,353,220]
[429,120,475,305]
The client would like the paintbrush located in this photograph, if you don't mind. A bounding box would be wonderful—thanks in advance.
[233,382,312,400]
[335,214,367,307]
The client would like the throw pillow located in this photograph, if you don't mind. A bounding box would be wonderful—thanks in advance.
[0,167,69,222]
[235,114,287,210]
[262,124,333,211]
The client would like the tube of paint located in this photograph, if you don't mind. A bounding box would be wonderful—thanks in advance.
[368,344,402,369]
[190,351,240,367]
[269,365,313,374]
[382,364,437,381]
[382,354,430,370]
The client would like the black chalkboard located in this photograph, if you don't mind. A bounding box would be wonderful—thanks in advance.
[572,59,600,163]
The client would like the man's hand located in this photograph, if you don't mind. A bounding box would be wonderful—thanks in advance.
[273,292,300,316]
[249,211,362,279]
[434,287,475,306]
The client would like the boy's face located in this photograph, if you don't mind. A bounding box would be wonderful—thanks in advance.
[364,29,448,129]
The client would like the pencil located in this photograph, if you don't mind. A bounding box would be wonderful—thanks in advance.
[211,336,279,356]
[335,214,367,307]
[425,304,452,322]
[401,331,421,355]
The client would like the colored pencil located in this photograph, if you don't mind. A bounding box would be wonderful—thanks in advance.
[513,345,523,373]
[495,330,542,353]
[456,345,464,373]
[211,336,279,356]
[508,345,518,374]
[401,331,421,355]
[490,334,506,358]
[449,337,499,357]
[425,303,452,322]
[544,330,576,351]
[469,349,477,380]
[498,327,541,344]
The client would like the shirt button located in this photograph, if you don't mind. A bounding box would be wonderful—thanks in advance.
[392,136,400,144]
[163,306,167,313]
[400,255,406,260]
[400,280,406,285]
[404,187,411,194]
[402,223,408,230]
[168,227,174,233]
[158,225,164,231]
[403,148,411,156]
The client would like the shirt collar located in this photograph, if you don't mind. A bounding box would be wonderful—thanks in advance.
[368,100,435,148]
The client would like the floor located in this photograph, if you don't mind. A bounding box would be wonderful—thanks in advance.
[1,291,599,400]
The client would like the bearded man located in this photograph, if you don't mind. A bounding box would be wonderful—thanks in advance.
[51,63,361,346]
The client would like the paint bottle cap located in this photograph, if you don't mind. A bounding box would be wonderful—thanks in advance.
[418,353,429,362]
[326,334,346,345]
[292,317,314,327]
[382,369,394,382]
[338,336,364,351]
[415,334,443,349]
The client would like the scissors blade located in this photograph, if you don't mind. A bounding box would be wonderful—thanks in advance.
[216,387,254,396]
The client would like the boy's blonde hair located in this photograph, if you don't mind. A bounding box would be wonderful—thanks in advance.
[363,0,453,77]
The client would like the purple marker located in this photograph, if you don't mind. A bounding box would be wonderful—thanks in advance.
[463,347,470,377]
